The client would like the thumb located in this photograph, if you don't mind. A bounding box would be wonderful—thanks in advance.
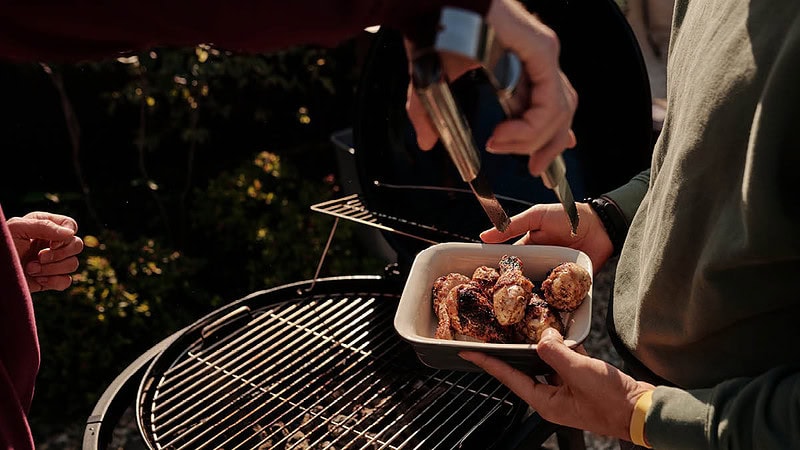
[536,328,579,376]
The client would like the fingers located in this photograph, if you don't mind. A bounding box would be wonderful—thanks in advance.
[25,237,83,277]
[26,256,80,277]
[39,236,84,263]
[527,130,577,176]
[403,37,439,151]
[483,0,578,176]
[22,211,78,232]
[487,86,577,177]
[7,217,76,242]
[406,82,439,150]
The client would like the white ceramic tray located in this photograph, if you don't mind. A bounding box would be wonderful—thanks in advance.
[394,242,593,374]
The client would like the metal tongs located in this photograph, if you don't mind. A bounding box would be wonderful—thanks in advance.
[411,7,579,234]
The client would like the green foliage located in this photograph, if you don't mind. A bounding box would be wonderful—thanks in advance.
[31,230,206,436]
[187,149,385,297]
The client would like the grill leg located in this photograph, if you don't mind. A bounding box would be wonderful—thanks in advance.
[555,426,586,450]
[499,410,586,450]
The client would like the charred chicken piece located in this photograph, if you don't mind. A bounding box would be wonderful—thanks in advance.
[515,295,564,343]
[471,266,499,297]
[435,300,454,340]
[492,255,534,326]
[432,273,470,340]
[432,273,471,312]
[541,262,591,311]
[449,282,508,343]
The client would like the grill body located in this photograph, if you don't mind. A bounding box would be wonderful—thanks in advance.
[135,276,529,450]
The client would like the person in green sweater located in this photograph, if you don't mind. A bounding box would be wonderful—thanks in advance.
[467,0,800,448]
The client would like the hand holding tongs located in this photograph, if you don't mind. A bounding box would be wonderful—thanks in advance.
[410,7,579,234]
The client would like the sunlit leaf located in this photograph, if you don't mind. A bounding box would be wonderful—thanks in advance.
[84,235,100,248]
[116,55,140,65]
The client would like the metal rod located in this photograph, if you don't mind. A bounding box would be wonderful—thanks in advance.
[309,194,480,244]
[155,297,378,439]
[165,301,389,449]
[159,300,305,378]
[243,330,408,450]
[336,371,472,450]
[187,326,388,450]
[154,298,344,413]
[198,322,399,450]
[421,382,509,450]
[301,217,339,294]
[366,373,487,450]
[156,301,314,398]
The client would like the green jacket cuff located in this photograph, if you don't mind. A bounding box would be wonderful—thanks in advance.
[647,385,712,449]
[603,169,650,226]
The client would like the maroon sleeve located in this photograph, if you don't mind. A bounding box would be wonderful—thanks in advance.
[0,205,39,450]
[0,0,491,62]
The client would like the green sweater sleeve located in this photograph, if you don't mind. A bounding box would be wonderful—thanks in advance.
[601,169,650,227]
[589,169,650,255]
[646,366,800,449]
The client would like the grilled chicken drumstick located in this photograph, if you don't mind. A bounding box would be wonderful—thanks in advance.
[492,255,534,326]
[431,257,590,343]
[449,282,508,343]
[471,265,499,297]
[515,295,564,343]
[432,273,470,339]
[541,262,591,311]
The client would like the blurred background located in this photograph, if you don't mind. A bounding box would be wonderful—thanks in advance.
[1,36,387,446]
[0,0,674,447]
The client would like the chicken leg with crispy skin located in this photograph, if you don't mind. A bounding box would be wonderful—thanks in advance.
[541,262,591,311]
[471,266,499,297]
[492,255,534,326]
[432,273,471,340]
[449,281,508,343]
[515,294,564,343]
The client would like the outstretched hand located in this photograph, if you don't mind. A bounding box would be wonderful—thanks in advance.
[460,328,655,442]
[480,202,614,274]
[7,211,84,293]
[405,0,578,177]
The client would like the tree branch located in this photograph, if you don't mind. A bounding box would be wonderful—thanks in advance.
[41,63,103,230]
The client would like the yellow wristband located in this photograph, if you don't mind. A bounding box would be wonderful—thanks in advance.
[630,389,654,448]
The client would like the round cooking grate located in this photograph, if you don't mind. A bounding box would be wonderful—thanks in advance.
[136,277,526,450]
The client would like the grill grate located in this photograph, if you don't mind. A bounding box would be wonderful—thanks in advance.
[138,291,521,450]
[310,194,480,245]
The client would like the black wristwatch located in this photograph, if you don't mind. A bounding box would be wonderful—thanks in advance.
[586,196,628,256]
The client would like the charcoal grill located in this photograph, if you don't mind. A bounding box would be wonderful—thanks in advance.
[135,277,535,450]
[83,0,652,448]
[84,277,574,450]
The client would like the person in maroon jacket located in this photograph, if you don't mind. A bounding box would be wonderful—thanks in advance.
[0,211,84,450]
[0,0,579,448]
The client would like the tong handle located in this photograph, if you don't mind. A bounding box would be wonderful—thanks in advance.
[435,7,569,191]
[412,51,481,183]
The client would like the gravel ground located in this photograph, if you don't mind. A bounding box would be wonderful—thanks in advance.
[42,259,623,450]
